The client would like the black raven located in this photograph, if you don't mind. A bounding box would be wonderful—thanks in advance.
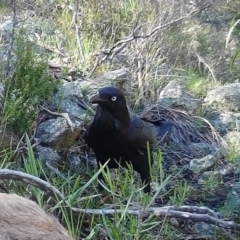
[85,87,173,193]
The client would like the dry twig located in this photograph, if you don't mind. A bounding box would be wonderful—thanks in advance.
[41,107,75,131]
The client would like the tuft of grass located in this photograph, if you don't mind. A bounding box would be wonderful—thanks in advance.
[169,180,191,205]
[23,134,44,206]
[201,175,221,196]
[195,32,212,55]
[224,144,240,166]
[183,67,219,99]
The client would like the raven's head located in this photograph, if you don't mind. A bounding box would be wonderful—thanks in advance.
[90,87,126,110]
[90,87,130,125]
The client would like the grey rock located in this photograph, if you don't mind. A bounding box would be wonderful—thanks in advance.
[67,151,96,174]
[158,80,201,114]
[68,153,82,173]
[0,16,13,40]
[52,79,93,124]
[102,69,130,91]
[208,111,240,135]
[224,131,240,157]
[199,163,236,184]
[54,97,86,123]
[204,83,240,111]
[189,155,216,174]
[198,171,221,184]
[36,145,62,166]
[35,145,68,179]
[36,79,95,151]
[53,80,83,101]
[225,182,240,214]
[0,16,16,73]
[103,68,130,82]
[36,117,69,144]
[214,163,236,176]
[35,117,80,150]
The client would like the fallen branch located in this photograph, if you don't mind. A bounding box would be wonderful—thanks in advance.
[0,169,239,231]
[0,169,66,201]
[71,206,240,231]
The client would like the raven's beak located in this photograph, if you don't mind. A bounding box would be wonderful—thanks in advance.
[90,94,106,104]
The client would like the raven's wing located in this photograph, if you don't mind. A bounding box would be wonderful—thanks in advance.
[127,117,174,154]
[140,117,174,138]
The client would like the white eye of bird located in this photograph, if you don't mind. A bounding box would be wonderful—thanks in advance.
[111,96,117,101]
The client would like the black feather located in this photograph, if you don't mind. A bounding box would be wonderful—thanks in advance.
[85,87,174,193]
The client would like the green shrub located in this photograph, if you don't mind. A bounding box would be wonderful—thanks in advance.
[3,37,58,135]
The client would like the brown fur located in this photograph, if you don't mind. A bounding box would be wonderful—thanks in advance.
[0,193,74,240]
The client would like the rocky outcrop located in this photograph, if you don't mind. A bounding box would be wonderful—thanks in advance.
[189,155,216,174]
[204,83,240,111]
[158,80,201,114]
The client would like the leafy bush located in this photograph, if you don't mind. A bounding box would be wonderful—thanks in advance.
[3,37,58,135]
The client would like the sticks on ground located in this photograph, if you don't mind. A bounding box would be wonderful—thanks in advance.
[0,169,239,231]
